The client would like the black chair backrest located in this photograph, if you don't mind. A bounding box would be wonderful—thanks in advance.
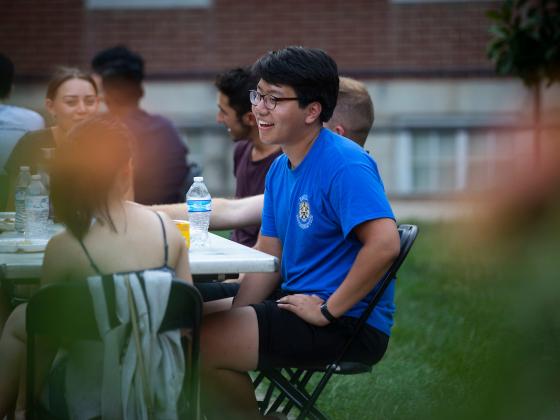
[335,224,418,365]
[26,278,202,338]
[26,278,202,420]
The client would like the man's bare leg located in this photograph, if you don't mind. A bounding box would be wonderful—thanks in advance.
[203,297,234,315]
[200,306,262,419]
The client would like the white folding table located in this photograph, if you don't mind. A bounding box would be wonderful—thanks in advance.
[0,229,278,283]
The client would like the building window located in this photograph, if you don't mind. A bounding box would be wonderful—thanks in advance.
[393,128,520,195]
[86,0,211,9]
[411,130,464,193]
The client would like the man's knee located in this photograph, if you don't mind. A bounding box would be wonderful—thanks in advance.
[200,308,259,370]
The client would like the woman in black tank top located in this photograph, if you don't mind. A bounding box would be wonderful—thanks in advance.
[0,115,192,418]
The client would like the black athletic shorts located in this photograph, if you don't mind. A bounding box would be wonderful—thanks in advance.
[195,281,240,302]
[251,299,389,370]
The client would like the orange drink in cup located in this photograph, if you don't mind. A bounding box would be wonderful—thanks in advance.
[174,220,190,248]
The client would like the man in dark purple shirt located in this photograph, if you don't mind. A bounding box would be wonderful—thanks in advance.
[215,67,282,247]
[91,46,191,205]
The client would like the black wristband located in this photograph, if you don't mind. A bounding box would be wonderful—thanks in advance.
[320,302,337,323]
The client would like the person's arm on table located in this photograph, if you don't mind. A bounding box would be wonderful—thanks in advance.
[210,195,264,230]
[151,202,188,221]
[277,218,399,326]
[232,233,282,308]
[151,194,264,230]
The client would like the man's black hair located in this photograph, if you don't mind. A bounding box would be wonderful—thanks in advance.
[252,46,339,123]
[91,45,144,80]
[0,53,15,99]
[92,46,144,103]
[215,67,258,121]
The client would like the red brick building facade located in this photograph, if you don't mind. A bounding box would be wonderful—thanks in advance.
[1,0,498,79]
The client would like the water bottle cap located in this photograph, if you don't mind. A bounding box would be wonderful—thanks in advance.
[31,174,41,180]
[194,176,204,182]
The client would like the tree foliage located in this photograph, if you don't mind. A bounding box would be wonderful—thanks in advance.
[487,0,560,86]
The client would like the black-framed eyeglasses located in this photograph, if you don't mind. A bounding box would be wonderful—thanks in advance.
[249,90,299,110]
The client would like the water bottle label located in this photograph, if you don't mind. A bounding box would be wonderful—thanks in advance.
[187,199,212,212]
[15,189,26,201]
[25,196,49,211]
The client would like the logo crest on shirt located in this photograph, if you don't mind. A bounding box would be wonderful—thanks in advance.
[296,194,313,229]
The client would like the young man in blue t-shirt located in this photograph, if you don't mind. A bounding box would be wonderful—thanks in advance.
[200,46,400,419]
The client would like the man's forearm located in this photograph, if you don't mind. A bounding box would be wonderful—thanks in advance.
[232,271,281,307]
[326,219,400,318]
[152,203,188,220]
[210,195,264,230]
[152,195,264,230]
[232,232,282,307]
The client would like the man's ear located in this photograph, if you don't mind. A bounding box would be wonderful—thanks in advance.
[331,124,345,136]
[242,111,256,126]
[304,102,322,125]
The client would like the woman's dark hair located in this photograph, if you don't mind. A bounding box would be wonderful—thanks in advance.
[252,46,339,123]
[46,67,98,101]
[50,114,133,239]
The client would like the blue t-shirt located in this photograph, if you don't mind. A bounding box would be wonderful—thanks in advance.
[261,128,396,335]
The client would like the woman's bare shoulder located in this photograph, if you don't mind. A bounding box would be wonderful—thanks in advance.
[46,229,80,254]
[42,229,85,283]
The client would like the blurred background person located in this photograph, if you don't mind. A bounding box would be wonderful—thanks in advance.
[215,66,281,247]
[91,45,193,205]
[3,67,99,210]
[325,76,374,148]
[0,53,44,209]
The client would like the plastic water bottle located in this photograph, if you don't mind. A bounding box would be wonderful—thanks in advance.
[15,166,32,232]
[186,176,212,248]
[24,175,49,240]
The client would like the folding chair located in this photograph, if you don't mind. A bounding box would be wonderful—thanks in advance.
[254,224,419,419]
[25,278,203,420]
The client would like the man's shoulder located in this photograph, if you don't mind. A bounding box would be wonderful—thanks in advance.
[321,128,363,153]
[267,152,287,173]
[234,139,252,153]
[322,129,375,166]
[0,105,44,130]
[126,108,173,130]
[127,109,184,142]
[233,139,251,165]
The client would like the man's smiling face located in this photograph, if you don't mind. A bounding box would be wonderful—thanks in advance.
[251,80,309,147]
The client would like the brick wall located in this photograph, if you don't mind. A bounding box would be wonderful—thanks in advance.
[0,0,500,79]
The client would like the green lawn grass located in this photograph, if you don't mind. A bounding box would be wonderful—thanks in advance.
[311,221,560,419]
[216,221,559,419]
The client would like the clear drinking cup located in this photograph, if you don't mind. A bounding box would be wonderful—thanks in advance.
[174,220,190,248]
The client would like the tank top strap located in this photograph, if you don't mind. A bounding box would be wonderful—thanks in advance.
[154,211,169,266]
[77,239,103,276]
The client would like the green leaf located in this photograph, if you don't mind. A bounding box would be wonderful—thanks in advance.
[486,10,503,22]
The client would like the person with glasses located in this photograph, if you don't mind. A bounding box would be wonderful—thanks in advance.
[157,76,376,231]
[198,46,399,419]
